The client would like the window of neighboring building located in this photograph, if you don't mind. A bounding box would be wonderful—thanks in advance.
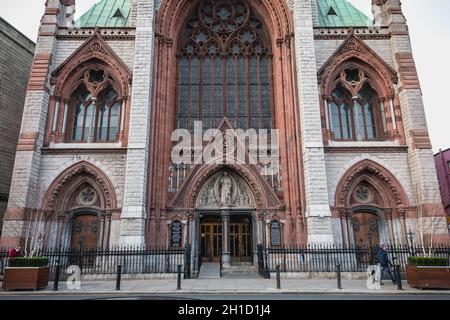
[329,67,384,142]
[177,0,272,131]
[447,161,450,170]
[68,68,122,143]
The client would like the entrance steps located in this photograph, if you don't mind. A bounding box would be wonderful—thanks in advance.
[198,262,221,279]
[222,263,260,278]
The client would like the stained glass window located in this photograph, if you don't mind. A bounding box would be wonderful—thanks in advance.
[177,0,272,131]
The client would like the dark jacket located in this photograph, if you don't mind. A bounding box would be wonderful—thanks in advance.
[377,247,391,267]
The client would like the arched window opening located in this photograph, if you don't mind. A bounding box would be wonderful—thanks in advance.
[68,67,122,143]
[177,0,273,131]
[329,67,384,142]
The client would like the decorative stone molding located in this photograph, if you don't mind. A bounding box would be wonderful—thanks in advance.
[57,28,136,40]
[335,159,408,207]
[318,32,398,98]
[324,146,408,153]
[51,32,132,100]
[314,27,390,40]
[43,161,117,211]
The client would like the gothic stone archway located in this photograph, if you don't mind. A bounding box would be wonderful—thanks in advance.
[195,169,257,267]
[43,161,117,249]
[334,159,410,246]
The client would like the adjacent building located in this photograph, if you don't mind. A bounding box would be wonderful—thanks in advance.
[0,18,35,237]
[0,0,448,270]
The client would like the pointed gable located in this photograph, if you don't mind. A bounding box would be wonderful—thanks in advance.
[51,31,132,98]
[318,32,397,96]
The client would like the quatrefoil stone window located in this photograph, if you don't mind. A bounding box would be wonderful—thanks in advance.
[354,186,371,203]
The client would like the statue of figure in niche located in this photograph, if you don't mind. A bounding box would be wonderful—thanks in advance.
[219,172,233,206]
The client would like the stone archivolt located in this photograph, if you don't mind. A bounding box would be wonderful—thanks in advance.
[43,161,117,212]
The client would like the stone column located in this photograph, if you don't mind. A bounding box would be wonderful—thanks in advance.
[103,212,112,249]
[384,209,394,245]
[397,208,407,245]
[119,0,156,244]
[221,209,230,267]
[293,0,333,244]
[346,212,354,247]
[339,209,349,248]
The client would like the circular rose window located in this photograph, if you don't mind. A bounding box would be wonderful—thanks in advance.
[354,186,372,203]
[78,188,97,206]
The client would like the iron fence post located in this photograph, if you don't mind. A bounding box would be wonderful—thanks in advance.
[116,265,122,291]
[396,264,403,290]
[336,263,342,289]
[177,264,182,290]
[276,265,281,289]
[184,245,191,279]
[53,262,61,291]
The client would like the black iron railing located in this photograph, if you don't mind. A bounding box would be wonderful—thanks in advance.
[1,244,448,280]
[260,244,449,274]
[0,246,187,280]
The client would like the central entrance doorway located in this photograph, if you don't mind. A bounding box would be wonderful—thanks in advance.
[199,213,253,263]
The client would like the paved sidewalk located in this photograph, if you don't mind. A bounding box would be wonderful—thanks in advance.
[1,278,449,295]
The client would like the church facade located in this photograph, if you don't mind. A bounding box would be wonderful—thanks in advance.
[1,0,448,265]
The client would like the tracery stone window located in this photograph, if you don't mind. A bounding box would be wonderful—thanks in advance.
[177,0,273,131]
[328,67,385,141]
[68,67,122,143]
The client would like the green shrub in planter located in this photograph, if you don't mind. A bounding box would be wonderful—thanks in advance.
[9,257,49,268]
[408,256,448,267]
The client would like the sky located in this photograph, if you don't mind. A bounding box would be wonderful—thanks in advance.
[0,0,449,153]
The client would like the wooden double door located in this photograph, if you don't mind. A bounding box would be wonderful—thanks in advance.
[200,215,253,263]
[352,212,380,247]
[71,214,100,249]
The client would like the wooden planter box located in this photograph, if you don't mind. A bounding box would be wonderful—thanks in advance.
[406,265,450,290]
[2,267,49,291]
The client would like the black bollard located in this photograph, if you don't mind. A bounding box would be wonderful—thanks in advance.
[276,265,281,289]
[177,264,182,290]
[396,265,403,290]
[336,264,342,290]
[116,265,122,291]
[53,264,61,291]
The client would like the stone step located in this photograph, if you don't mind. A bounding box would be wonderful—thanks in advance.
[198,262,221,279]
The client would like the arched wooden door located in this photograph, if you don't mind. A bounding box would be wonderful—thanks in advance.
[71,214,100,249]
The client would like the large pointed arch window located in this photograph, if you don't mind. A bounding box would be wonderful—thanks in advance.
[68,67,122,143]
[329,67,385,141]
[177,0,273,131]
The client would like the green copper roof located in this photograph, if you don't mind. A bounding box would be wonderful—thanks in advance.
[317,0,373,27]
[76,0,131,28]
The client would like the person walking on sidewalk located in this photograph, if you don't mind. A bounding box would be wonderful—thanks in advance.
[377,244,396,285]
